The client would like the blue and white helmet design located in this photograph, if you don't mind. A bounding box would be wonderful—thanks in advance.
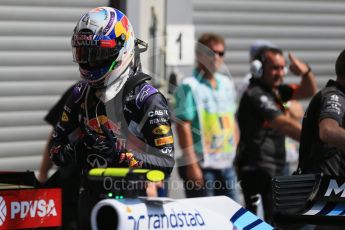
[71,7,135,88]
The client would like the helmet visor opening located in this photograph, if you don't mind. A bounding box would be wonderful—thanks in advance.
[72,46,119,63]
[71,33,123,63]
[79,59,115,71]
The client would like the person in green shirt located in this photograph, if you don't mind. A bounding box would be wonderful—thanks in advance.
[174,33,239,200]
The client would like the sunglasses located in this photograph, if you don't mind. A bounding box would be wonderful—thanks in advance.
[205,49,225,57]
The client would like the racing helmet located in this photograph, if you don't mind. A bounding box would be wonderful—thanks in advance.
[71,7,135,88]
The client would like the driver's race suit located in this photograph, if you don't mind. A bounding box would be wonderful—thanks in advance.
[48,73,175,229]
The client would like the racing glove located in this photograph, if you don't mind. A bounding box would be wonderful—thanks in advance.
[80,124,117,156]
[118,151,143,168]
[50,142,78,166]
[81,124,144,168]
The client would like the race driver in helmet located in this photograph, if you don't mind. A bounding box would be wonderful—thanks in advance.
[48,7,175,229]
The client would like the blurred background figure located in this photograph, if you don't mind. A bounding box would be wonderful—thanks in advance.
[298,49,345,176]
[174,32,239,200]
[38,84,79,230]
[237,39,308,175]
[235,47,317,223]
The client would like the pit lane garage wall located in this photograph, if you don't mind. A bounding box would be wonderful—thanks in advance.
[192,0,345,89]
[0,0,108,171]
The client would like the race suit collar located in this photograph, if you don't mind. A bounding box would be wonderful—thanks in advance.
[96,68,130,103]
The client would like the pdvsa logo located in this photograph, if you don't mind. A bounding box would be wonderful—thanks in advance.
[10,199,57,219]
[0,196,7,226]
[0,189,61,229]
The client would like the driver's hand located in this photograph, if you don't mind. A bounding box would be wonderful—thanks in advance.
[118,151,143,168]
[80,124,116,156]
